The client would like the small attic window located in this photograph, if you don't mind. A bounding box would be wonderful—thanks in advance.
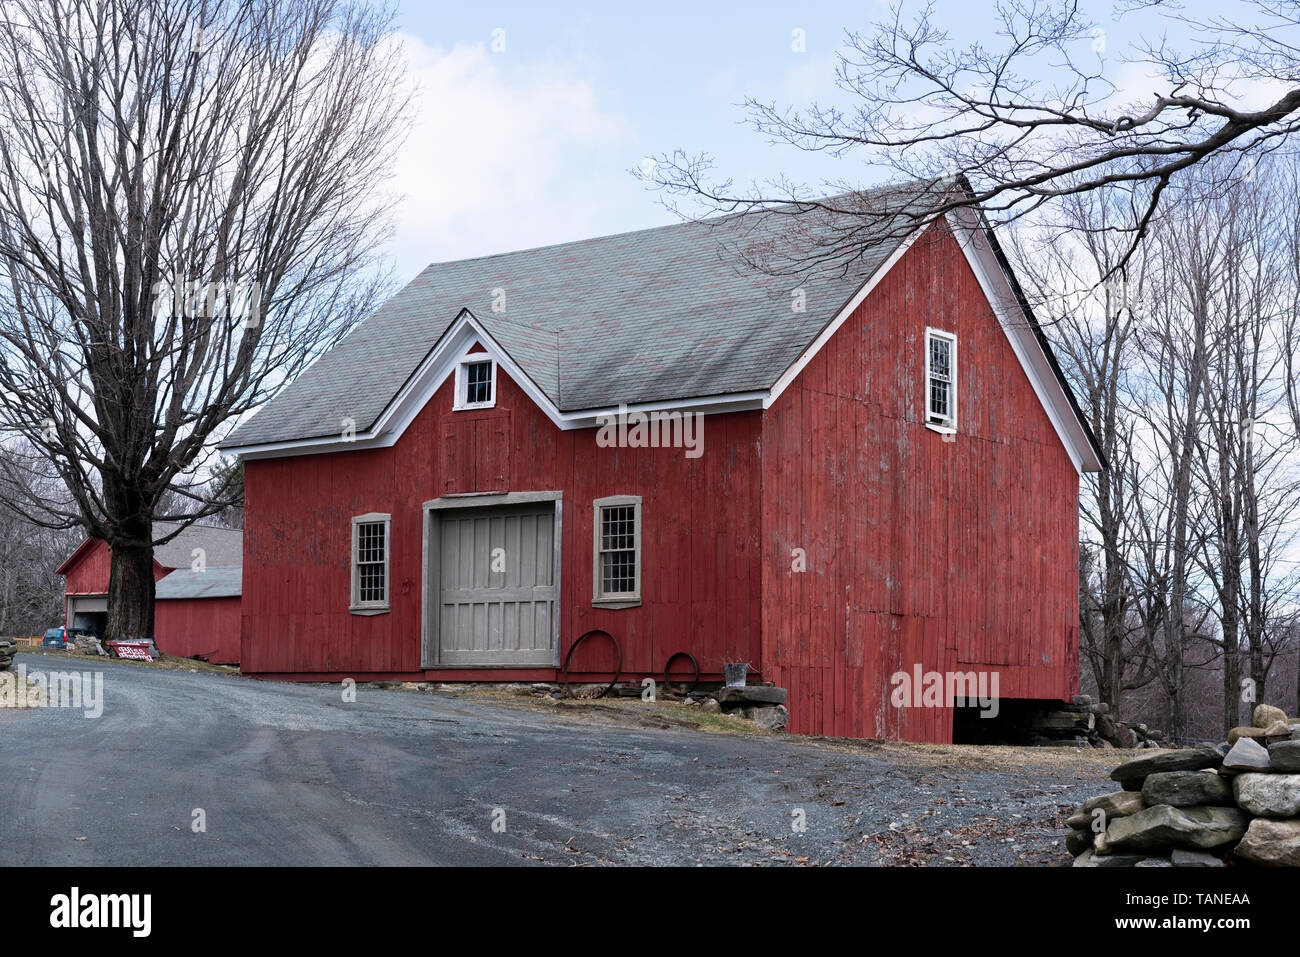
[454,356,496,410]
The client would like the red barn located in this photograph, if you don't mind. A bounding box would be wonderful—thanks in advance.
[57,521,243,665]
[222,186,1104,742]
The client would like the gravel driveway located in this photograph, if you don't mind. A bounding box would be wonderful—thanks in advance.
[0,655,1124,865]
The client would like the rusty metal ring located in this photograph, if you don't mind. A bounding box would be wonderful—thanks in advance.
[662,651,700,696]
[562,629,622,699]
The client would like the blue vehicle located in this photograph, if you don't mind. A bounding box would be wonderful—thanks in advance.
[43,626,89,650]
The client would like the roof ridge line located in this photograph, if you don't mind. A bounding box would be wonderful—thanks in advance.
[412,181,927,272]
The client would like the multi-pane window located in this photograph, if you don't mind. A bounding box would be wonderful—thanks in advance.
[357,523,386,600]
[456,356,495,409]
[925,328,957,430]
[593,496,641,605]
[600,507,636,592]
[351,514,390,611]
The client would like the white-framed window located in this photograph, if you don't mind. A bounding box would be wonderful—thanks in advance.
[454,355,496,410]
[592,495,641,607]
[350,513,391,614]
[924,328,957,432]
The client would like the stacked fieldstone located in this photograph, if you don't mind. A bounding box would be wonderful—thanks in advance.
[1088,696,1166,749]
[72,635,107,656]
[708,685,790,730]
[0,638,14,672]
[1067,704,1300,867]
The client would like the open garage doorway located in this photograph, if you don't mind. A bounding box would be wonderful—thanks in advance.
[67,595,108,637]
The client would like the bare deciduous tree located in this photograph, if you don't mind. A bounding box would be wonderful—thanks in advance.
[0,0,411,640]
[649,0,1300,274]
[1020,157,1300,738]
[0,444,81,635]
[1011,183,1150,716]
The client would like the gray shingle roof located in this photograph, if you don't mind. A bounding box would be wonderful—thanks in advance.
[155,565,242,599]
[223,184,931,449]
[152,522,243,569]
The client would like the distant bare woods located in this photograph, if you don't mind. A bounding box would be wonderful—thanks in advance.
[1013,158,1300,739]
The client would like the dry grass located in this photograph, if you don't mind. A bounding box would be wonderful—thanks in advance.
[16,646,238,675]
[804,736,1132,775]
[447,685,772,736]
[437,684,1136,775]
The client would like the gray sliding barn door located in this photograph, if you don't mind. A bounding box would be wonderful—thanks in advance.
[433,502,559,667]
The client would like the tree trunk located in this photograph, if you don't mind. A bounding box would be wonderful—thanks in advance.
[1098,476,1127,718]
[1102,557,1125,718]
[1222,617,1240,737]
[105,522,156,642]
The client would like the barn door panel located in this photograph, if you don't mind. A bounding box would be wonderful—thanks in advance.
[439,419,475,494]
[434,503,558,667]
[439,411,511,494]
[474,416,511,492]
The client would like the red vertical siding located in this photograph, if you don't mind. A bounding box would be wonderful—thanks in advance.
[155,597,241,664]
[61,538,170,596]
[240,220,1082,744]
[760,223,1080,742]
[241,370,765,680]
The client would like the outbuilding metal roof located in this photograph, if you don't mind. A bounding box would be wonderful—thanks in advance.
[152,522,243,569]
[56,521,244,577]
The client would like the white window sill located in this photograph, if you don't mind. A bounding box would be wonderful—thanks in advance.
[592,597,641,610]
[349,604,390,616]
[925,422,957,436]
[453,401,496,412]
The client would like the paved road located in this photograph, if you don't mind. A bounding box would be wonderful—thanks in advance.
[0,655,1112,865]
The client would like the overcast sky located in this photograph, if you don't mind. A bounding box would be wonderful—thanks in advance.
[381,0,861,280]
[379,0,1266,281]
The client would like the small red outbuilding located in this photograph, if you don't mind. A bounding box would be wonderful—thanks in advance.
[56,521,243,665]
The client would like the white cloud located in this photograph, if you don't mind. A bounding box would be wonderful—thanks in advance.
[384,35,634,281]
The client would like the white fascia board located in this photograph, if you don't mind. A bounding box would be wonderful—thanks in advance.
[229,219,1099,471]
[227,311,562,460]
[381,310,569,435]
[945,208,1101,474]
[572,392,768,422]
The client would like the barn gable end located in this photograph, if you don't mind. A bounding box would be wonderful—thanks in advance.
[761,222,1080,741]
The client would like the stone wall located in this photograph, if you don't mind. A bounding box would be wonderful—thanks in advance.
[1067,705,1300,867]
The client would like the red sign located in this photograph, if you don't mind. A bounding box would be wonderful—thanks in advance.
[107,641,153,662]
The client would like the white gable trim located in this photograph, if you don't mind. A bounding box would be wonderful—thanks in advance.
[381,310,567,436]
[226,310,771,459]
[945,208,1101,473]
[764,228,924,408]
[226,311,565,459]
[228,218,1101,471]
